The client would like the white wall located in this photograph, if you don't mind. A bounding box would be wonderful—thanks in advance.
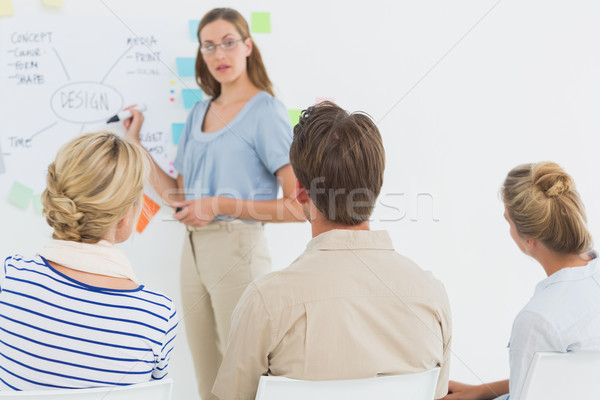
[1,1,600,399]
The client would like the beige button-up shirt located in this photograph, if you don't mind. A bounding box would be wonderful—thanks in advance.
[212,229,452,400]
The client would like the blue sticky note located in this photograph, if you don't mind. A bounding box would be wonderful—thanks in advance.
[176,58,196,77]
[182,89,203,109]
[189,20,200,41]
[172,123,185,145]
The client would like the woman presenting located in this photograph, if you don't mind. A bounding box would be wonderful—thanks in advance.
[126,7,304,399]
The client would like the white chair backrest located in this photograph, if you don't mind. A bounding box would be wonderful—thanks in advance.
[521,352,600,400]
[0,378,173,400]
[255,368,440,400]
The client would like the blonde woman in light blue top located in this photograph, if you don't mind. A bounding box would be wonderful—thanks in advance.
[125,8,305,399]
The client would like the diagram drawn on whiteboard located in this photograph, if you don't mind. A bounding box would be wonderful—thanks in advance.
[0,15,179,202]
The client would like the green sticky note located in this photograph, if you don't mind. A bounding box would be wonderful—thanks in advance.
[32,194,43,213]
[8,181,34,210]
[288,109,302,127]
[251,12,271,33]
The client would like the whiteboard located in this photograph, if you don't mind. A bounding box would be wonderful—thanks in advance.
[1,1,600,399]
[0,15,176,191]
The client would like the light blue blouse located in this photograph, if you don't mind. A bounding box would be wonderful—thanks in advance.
[173,91,292,210]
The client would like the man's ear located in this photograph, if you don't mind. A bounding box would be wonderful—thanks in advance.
[296,179,309,204]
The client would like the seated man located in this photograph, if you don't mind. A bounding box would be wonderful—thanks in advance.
[212,102,452,400]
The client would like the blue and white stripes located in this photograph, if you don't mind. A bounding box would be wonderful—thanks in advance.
[0,255,178,391]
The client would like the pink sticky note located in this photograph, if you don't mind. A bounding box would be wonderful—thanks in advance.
[316,97,335,104]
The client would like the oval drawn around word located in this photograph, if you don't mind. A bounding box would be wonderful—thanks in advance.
[50,81,123,124]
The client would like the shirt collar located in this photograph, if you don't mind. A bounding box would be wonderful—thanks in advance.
[305,229,395,251]
[535,252,599,293]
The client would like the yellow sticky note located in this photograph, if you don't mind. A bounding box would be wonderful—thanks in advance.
[42,0,64,6]
[0,0,14,17]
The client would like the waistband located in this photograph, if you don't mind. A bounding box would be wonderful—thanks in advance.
[186,219,263,233]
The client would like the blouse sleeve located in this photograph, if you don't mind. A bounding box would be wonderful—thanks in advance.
[508,310,562,399]
[254,97,293,175]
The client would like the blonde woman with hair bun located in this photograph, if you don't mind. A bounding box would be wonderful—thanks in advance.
[0,131,178,391]
[443,161,600,400]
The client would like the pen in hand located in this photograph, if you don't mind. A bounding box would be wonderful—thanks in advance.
[107,104,147,123]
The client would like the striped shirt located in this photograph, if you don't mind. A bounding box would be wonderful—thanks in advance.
[0,254,178,391]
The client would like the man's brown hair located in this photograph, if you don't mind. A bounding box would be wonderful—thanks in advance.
[289,102,385,225]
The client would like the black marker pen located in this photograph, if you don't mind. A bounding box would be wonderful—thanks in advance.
[107,104,147,123]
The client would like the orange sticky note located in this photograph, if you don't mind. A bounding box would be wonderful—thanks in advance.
[136,194,160,233]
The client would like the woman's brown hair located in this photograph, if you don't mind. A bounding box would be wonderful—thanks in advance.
[195,8,273,98]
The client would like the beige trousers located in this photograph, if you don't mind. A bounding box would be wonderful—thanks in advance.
[180,220,271,400]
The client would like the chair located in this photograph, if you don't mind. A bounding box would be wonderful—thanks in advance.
[0,378,173,399]
[255,368,440,400]
[521,352,600,400]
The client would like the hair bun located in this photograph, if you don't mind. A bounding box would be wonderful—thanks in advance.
[42,191,85,242]
[532,162,573,198]
[42,162,86,241]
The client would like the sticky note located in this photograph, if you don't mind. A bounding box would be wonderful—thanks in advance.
[288,109,302,126]
[189,20,200,41]
[316,97,335,104]
[251,12,271,33]
[0,0,14,16]
[136,194,160,233]
[176,57,196,77]
[8,181,34,210]
[182,89,203,109]
[32,194,43,213]
[42,0,64,6]
[172,123,185,145]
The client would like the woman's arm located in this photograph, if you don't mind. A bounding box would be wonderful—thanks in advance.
[441,380,509,400]
[173,164,306,227]
[123,108,184,205]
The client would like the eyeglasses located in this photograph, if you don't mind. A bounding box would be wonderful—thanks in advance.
[200,38,244,55]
